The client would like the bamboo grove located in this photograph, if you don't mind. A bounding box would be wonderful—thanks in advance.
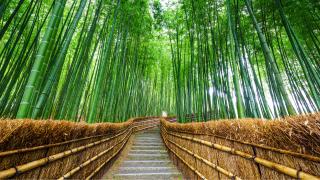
[0,0,319,123]
[0,0,175,122]
[166,0,320,121]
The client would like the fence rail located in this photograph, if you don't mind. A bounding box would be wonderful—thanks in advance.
[161,118,320,180]
[0,117,160,179]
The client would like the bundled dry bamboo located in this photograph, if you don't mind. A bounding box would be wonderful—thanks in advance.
[0,117,159,179]
[58,129,132,179]
[161,114,320,179]
[162,129,241,180]
[162,133,207,180]
[162,128,241,180]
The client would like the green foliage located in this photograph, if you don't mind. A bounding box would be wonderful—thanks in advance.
[0,0,319,123]
[0,0,175,122]
[165,0,320,122]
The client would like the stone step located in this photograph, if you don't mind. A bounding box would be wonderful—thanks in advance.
[121,160,172,167]
[106,127,182,179]
[135,137,161,140]
[135,137,160,139]
[134,140,162,143]
[113,172,182,180]
[127,153,169,160]
[118,167,179,174]
[133,142,162,144]
[131,145,165,150]
[135,135,161,137]
[133,142,163,146]
[129,150,167,154]
[137,132,160,134]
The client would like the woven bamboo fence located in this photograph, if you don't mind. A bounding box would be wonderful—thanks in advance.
[0,117,160,179]
[160,114,320,180]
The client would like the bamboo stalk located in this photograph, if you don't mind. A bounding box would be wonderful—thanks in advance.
[161,126,320,180]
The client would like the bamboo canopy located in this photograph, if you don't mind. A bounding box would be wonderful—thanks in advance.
[0,0,319,123]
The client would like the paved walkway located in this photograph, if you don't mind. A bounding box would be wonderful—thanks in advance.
[105,127,182,179]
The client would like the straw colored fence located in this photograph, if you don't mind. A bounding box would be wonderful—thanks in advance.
[0,117,159,179]
[161,114,320,180]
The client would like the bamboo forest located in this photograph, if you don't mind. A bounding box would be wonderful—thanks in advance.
[0,0,320,179]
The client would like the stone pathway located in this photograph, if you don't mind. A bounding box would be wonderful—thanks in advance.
[105,128,182,179]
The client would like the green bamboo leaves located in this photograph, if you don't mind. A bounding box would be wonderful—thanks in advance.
[168,0,318,122]
[0,0,175,122]
[0,0,319,122]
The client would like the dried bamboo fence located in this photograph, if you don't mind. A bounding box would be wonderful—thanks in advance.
[0,117,160,179]
[160,114,320,180]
